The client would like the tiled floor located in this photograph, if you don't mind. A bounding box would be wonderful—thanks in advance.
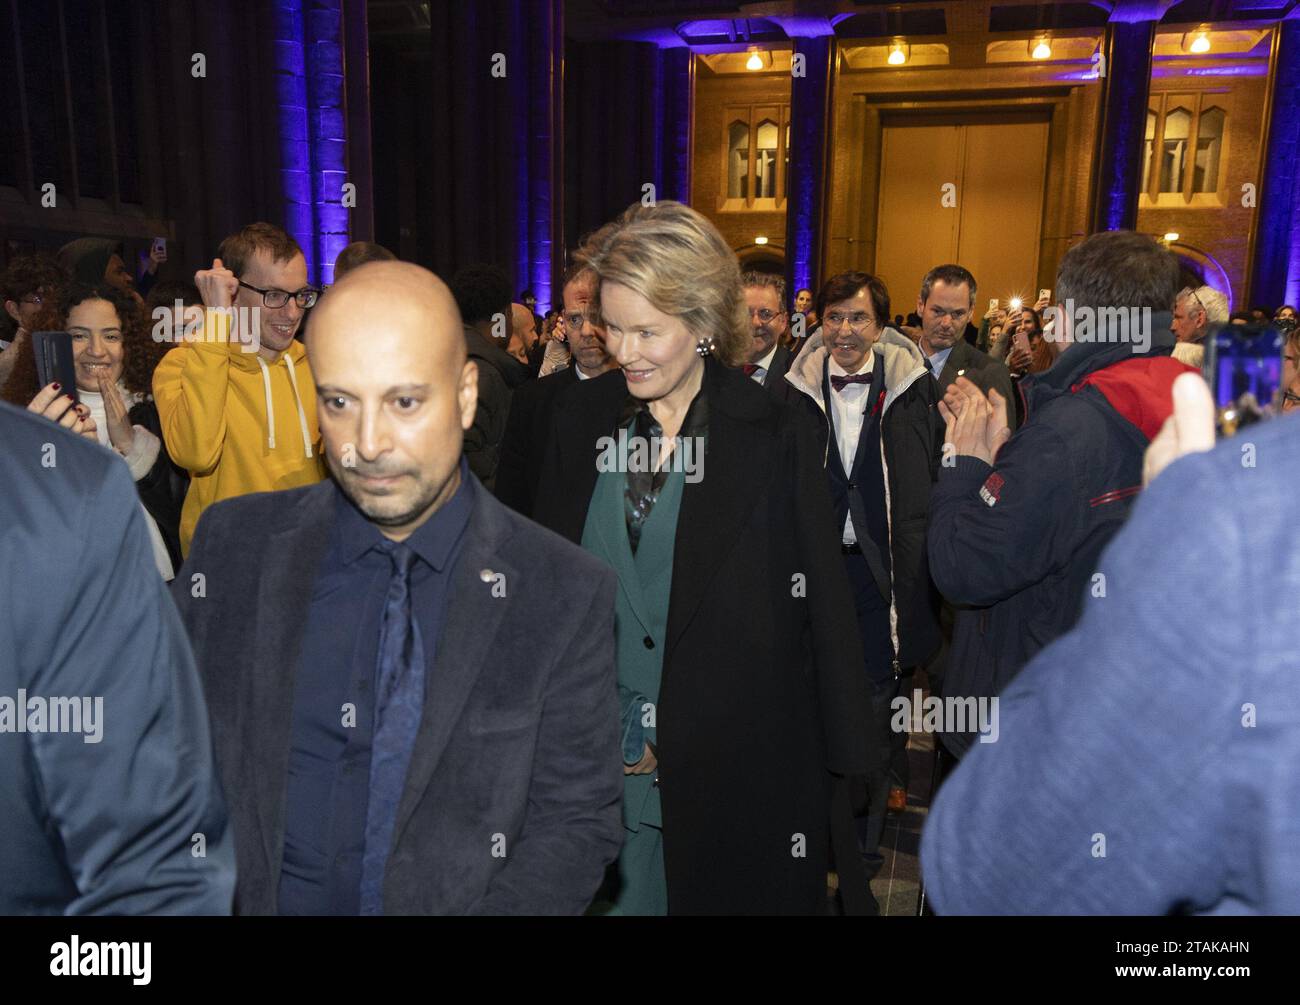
[870,728,936,916]
[826,704,941,916]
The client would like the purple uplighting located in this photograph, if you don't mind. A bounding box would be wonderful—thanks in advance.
[1092,21,1155,232]
[1251,19,1300,308]
[273,0,351,286]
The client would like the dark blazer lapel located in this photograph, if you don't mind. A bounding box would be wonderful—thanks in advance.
[543,370,627,544]
[937,339,968,390]
[763,345,792,388]
[665,362,771,665]
[392,490,519,846]
[249,481,337,884]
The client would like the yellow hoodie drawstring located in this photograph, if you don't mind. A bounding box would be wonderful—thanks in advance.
[255,355,276,450]
[282,354,313,459]
[254,353,313,457]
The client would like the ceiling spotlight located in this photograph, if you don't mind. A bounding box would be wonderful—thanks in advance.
[1189,31,1211,54]
[754,235,769,245]
[888,41,907,65]
[1031,37,1052,60]
[746,50,763,71]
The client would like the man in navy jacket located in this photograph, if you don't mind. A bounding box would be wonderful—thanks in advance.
[927,231,1195,757]
[923,376,1300,914]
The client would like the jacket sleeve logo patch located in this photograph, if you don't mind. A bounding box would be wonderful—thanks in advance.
[979,472,1005,507]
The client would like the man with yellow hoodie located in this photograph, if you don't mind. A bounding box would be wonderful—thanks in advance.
[154,223,325,555]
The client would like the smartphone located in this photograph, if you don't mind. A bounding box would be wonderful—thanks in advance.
[1202,322,1284,437]
[1038,288,1051,303]
[989,298,999,312]
[151,237,167,257]
[31,331,79,405]
[1009,297,1022,311]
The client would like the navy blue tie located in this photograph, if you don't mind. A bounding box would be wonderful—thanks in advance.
[359,541,426,915]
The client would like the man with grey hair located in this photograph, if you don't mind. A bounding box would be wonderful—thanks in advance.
[926,230,1196,759]
[1171,284,1229,344]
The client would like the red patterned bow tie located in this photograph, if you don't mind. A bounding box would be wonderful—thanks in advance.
[742,364,759,376]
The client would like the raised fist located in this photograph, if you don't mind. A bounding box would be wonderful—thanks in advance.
[195,258,238,309]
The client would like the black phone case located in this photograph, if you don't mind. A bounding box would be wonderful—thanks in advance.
[31,331,80,405]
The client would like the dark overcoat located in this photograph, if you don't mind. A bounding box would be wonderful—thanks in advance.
[534,357,876,915]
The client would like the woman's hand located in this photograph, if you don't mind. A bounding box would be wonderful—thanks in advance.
[98,375,135,454]
[624,742,658,776]
[1007,343,1033,375]
[146,241,167,275]
[28,383,98,442]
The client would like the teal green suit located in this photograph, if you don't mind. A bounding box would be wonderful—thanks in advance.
[581,462,684,916]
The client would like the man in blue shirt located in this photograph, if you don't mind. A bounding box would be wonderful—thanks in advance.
[174,261,623,915]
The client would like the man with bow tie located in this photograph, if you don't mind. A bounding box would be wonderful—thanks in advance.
[782,270,943,909]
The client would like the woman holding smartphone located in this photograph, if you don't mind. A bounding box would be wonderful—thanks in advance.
[1,283,186,578]
[534,201,874,915]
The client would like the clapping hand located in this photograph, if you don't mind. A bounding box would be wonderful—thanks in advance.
[938,376,1011,465]
[97,375,135,454]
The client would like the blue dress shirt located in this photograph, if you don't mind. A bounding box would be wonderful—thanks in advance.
[277,460,474,915]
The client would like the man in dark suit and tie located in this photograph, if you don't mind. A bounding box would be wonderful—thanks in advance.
[173,261,623,915]
[915,265,1017,432]
[494,263,617,518]
[740,271,796,404]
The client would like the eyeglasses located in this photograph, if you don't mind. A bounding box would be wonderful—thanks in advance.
[1178,287,1205,316]
[747,307,783,324]
[238,280,319,309]
[824,311,876,331]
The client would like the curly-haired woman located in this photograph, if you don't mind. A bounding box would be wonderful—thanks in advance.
[1,283,187,578]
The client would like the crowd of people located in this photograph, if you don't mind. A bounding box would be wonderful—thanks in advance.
[3,202,1300,916]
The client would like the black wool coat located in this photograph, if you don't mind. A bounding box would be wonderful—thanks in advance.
[533,357,876,915]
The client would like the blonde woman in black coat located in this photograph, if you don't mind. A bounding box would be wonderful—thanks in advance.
[534,201,875,915]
